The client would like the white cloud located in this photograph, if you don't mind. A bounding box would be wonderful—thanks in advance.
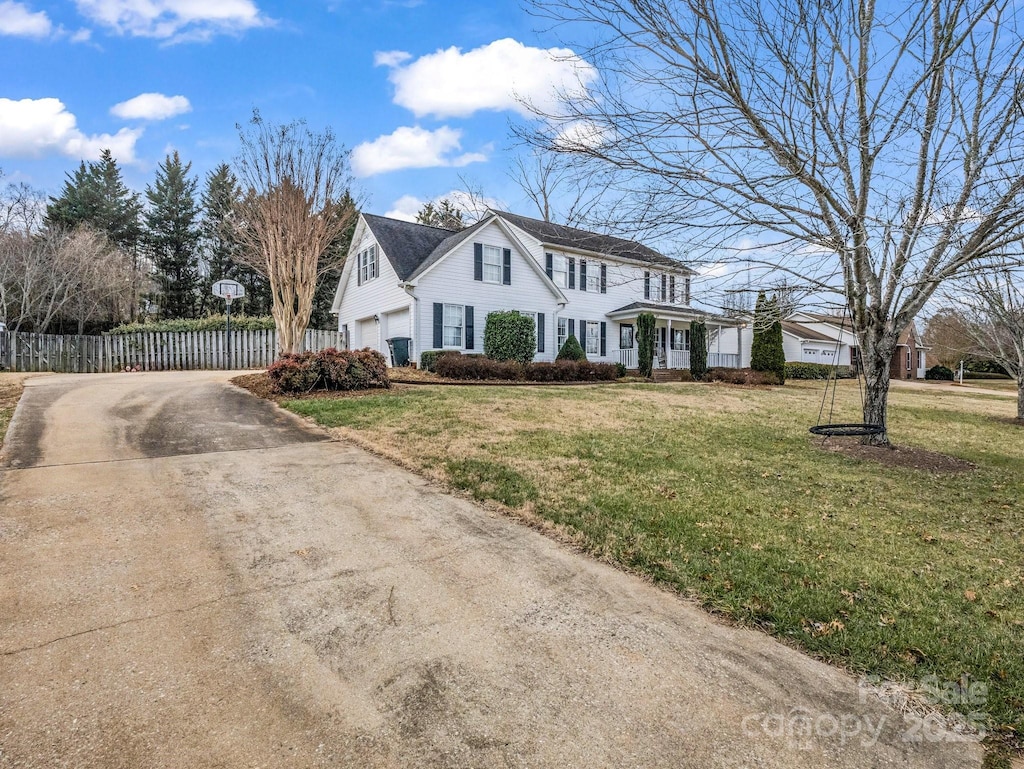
[0,97,141,162]
[351,125,487,177]
[0,1,51,37]
[380,37,598,119]
[74,0,269,41]
[373,49,411,68]
[384,189,503,223]
[69,27,92,42]
[384,194,424,222]
[111,92,191,120]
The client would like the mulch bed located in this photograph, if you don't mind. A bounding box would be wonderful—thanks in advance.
[814,436,976,474]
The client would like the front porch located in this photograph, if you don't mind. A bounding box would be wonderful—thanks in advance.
[607,302,745,371]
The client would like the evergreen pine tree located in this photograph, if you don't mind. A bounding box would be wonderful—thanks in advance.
[690,320,708,380]
[750,290,771,371]
[145,151,200,319]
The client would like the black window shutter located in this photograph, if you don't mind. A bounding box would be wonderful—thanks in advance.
[660,275,667,302]
[433,303,443,348]
[545,252,553,279]
[537,313,545,353]
[356,254,362,286]
[465,306,474,350]
[569,258,576,289]
[579,320,587,345]
[580,259,588,292]
[644,271,650,300]
[568,318,575,338]
[473,243,483,281]
[600,264,607,294]
[600,322,607,356]
[503,248,511,285]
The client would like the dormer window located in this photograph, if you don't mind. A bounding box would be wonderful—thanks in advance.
[357,244,378,284]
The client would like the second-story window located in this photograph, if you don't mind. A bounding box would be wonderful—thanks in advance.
[552,254,568,288]
[586,262,601,292]
[482,245,502,283]
[358,244,378,284]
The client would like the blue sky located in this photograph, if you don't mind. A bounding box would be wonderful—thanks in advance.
[0,0,595,220]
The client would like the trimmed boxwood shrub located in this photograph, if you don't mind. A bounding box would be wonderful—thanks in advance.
[925,364,955,381]
[524,361,619,382]
[435,355,524,380]
[556,334,586,361]
[483,310,536,364]
[267,347,390,393]
[708,367,780,385]
[785,362,855,380]
[420,349,461,372]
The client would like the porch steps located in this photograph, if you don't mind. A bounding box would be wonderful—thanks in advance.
[622,368,688,382]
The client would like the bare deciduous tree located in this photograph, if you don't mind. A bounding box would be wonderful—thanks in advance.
[528,0,1024,443]
[233,111,359,355]
[953,267,1024,418]
[0,226,135,333]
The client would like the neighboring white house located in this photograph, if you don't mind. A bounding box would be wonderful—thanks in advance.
[720,310,929,378]
[332,210,745,369]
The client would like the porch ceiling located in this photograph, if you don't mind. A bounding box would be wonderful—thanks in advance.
[605,302,745,326]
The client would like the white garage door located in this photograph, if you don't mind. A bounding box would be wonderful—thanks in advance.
[802,347,820,362]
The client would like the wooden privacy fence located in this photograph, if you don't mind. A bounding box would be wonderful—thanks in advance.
[0,329,343,374]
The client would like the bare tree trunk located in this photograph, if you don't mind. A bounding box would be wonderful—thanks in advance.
[1017,378,1024,421]
[859,325,898,446]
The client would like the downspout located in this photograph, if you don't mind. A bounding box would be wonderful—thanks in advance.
[401,283,418,366]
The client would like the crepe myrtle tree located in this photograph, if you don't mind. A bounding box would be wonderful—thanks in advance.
[232,111,360,355]
[528,0,1024,443]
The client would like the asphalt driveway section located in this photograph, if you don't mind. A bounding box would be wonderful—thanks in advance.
[0,371,984,768]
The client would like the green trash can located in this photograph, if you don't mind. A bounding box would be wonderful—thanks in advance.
[386,337,412,367]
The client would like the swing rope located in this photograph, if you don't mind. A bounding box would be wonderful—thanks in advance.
[809,306,885,439]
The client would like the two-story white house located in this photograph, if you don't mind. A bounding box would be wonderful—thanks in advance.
[331,209,744,369]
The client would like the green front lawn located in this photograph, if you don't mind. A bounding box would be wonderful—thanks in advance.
[285,379,1024,753]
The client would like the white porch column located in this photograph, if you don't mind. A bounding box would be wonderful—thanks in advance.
[666,318,673,368]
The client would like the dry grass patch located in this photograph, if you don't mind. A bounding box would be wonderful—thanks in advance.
[0,373,37,443]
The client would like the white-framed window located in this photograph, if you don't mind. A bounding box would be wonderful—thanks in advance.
[586,321,600,355]
[649,273,660,301]
[443,304,464,347]
[557,317,568,349]
[671,328,689,351]
[619,324,634,350]
[482,244,502,283]
[906,350,912,370]
[917,350,924,368]
[520,311,540,351]
[357,244,378,284]
[586,263,601,292]
[684,277,691,304]
[551,254,568,288]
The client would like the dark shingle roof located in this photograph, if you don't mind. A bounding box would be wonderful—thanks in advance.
[607,301,741,325]
[781,321,838,343]
[362,214,458,281]
[493,210,693,272]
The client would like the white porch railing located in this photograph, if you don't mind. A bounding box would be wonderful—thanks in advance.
[616,348,740,370]
[708,352,740,368]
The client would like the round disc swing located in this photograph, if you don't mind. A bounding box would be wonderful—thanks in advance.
[808,307,885,439]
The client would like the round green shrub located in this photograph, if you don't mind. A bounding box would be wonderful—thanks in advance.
[483,311,536,364]
[925,364,955,381]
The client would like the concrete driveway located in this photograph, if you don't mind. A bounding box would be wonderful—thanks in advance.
[0,371,981,768]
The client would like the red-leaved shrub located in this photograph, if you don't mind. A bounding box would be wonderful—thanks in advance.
[267,348,390,393]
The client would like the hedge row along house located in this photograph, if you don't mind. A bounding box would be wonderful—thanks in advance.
[331,210,745,369]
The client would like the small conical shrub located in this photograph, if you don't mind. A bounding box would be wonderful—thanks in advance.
[556,334,587,361]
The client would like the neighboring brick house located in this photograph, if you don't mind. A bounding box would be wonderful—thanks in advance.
[891,323,930,379]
